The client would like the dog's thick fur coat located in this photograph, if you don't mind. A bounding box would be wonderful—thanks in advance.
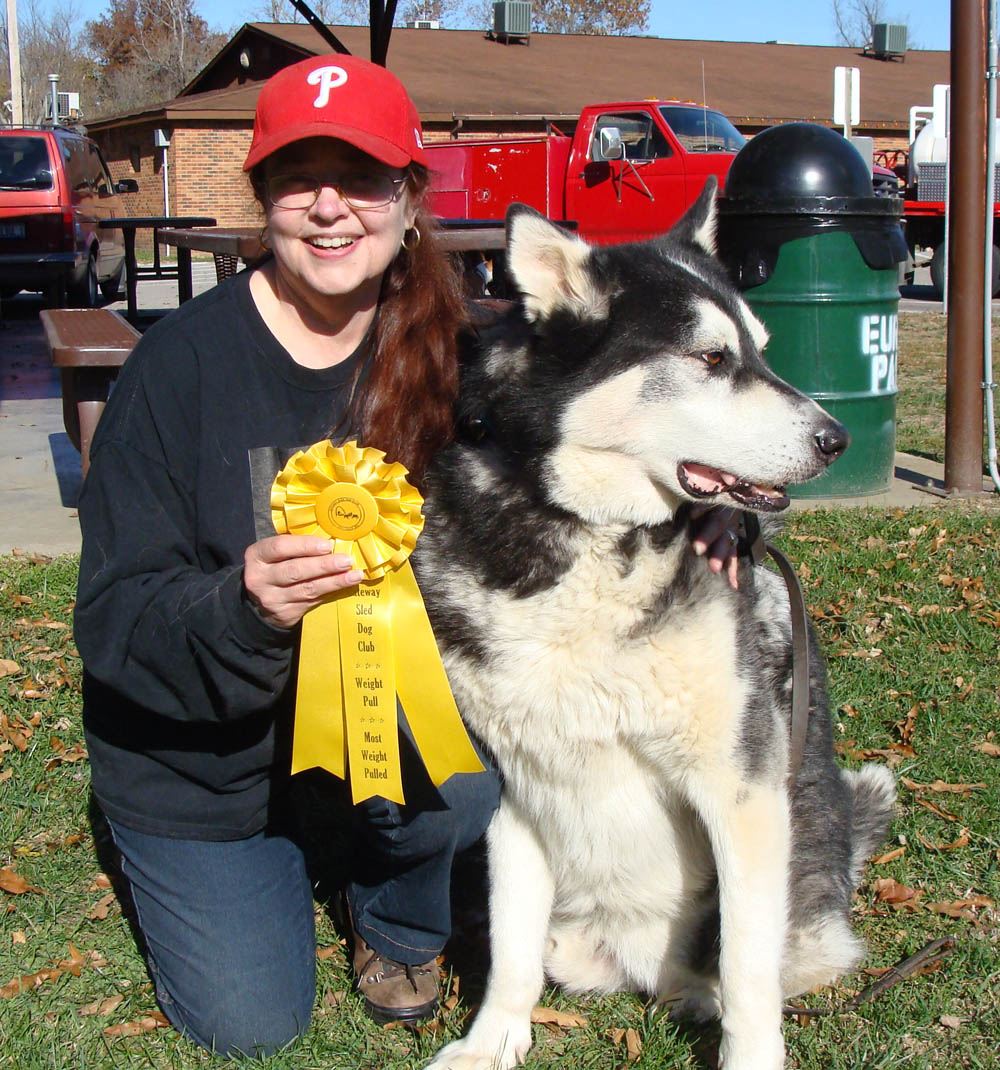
[415,181,896,1070]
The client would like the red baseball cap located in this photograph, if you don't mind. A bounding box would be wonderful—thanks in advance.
[243,54,427,171]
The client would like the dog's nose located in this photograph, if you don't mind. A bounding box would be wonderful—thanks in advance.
[815,421,850,464]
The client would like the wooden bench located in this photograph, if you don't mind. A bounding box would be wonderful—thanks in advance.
[39,308,141,477]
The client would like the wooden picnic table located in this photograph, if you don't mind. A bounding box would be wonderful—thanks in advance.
[158,221,510,298]
[98,215,217,323]
[39,308,141,477]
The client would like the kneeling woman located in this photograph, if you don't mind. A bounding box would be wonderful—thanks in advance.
[75,54,742,1059]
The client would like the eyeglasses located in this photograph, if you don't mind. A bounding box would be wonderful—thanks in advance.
[265,171,408,211]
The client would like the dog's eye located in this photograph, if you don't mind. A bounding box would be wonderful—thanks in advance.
[700,351,725,366]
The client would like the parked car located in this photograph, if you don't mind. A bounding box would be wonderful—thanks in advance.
[0,126,138,305]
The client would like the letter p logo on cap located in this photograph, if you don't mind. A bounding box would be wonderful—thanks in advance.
[307,65,348,108]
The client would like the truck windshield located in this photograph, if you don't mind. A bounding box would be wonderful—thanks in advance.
[659,107,746,154]
[0,136,53,190]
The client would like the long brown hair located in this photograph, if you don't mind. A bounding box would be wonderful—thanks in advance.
[250,161,467,485]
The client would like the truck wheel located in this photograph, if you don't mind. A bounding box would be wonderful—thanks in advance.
[71,253,98,308]
[929,243,1000,297]
[929,244,945,298]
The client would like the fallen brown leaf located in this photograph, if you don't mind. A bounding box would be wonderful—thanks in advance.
[870,846,906,865]
[975,741,1000,758]
[0,658,21,677]
[608,1027,643,1062]
[88,892,116,921]
[103,1011,170,1038]
[915,797,960,822]
[872,877,923,911]
[925,896,995,920]
[530,1005,588,1028]
[901,777,985,796]
[0,867,44,896]
[79,994,124,1017]
[939,1015,963,1029]
[916,829,970,852]
[0,715,28,753]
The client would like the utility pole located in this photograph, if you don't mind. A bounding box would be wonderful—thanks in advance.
[945,0,988,493]
[5,0,23,125]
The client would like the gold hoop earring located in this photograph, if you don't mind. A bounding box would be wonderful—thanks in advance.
[401,226,421,252]
[258,225,271,251]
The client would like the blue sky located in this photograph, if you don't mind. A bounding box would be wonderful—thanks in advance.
[70,0,951,51]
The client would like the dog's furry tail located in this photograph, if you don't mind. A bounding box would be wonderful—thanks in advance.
[845,763,897,881]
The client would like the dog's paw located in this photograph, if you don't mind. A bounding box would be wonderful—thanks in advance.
[425,1017,532,1070]
[425,1040,519,1070]
[660,986,720,1025]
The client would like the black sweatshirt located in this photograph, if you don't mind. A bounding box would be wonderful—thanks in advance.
[75,270,368,840]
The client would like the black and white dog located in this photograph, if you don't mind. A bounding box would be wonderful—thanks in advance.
[415,180,896,1070]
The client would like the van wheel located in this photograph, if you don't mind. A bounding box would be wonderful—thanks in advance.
[99,261,124,301]
[72,253,98,308]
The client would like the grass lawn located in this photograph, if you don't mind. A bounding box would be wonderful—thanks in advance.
[896,309,997,468]
[1,312,998,1067]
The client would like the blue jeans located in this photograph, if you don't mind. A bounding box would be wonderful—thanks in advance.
[106,748,499,1057]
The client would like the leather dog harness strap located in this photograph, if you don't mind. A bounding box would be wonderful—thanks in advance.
[742,514,811,793]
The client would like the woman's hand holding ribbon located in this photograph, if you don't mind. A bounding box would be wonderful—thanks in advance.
[244,534,365,629]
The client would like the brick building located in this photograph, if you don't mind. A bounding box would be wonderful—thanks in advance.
[83,22,950,234]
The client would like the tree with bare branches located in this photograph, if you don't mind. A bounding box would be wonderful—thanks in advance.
[86,0,225,116]
[832,0,911,49]
[529,0,649,35]
[0,0,96,123]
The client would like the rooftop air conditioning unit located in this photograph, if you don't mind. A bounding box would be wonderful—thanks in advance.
[493,1,531,39]
[56,91,80,119]
[406,19,440,28]
[872,23,907,57]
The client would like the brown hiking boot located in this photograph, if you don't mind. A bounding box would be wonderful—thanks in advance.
[352,930,440,1024]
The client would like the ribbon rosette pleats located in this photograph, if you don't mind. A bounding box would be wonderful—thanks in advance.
[271,440,483,804]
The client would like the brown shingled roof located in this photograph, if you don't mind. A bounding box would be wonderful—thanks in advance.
[87,23,950,134]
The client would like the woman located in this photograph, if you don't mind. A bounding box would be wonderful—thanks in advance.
[75,55,740,1059]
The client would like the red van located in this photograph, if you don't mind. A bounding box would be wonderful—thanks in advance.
[0,126,138,305]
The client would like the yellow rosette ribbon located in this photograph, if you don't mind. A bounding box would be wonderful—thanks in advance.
[271,440,483,804]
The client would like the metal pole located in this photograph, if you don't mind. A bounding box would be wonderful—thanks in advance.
[48,73,58,125]
[985,0,1000,491]
[945,0,988,494]
[5,0,23,126]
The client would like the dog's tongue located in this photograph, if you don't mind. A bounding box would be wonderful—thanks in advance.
[679,462,789,512]
[681,462,735,495]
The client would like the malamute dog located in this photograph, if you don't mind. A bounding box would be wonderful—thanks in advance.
[415,179,896,1070]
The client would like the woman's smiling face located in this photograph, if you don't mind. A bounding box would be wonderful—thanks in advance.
[261,137,417,319]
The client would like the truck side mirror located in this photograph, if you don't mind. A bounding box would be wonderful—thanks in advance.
[597,127,624,163]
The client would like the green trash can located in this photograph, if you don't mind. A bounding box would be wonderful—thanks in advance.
[717,123,908,498]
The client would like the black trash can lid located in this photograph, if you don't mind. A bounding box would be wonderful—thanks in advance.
[719,122,900,218]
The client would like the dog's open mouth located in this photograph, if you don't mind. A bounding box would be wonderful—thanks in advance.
[678,461,790,512]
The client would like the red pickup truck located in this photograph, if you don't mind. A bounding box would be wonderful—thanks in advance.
[424,100,746,246]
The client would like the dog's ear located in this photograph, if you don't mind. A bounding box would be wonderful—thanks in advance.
[505,204,607,323]
[668,175,719,256]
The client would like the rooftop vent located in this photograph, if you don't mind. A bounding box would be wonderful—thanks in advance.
[870,23,907,60]
[492,1,531,43]
[406,19,440,29]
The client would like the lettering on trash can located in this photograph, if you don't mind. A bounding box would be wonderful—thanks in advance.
[860,313,898,395]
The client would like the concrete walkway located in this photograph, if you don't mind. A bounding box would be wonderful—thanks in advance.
[0,263,995,558]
